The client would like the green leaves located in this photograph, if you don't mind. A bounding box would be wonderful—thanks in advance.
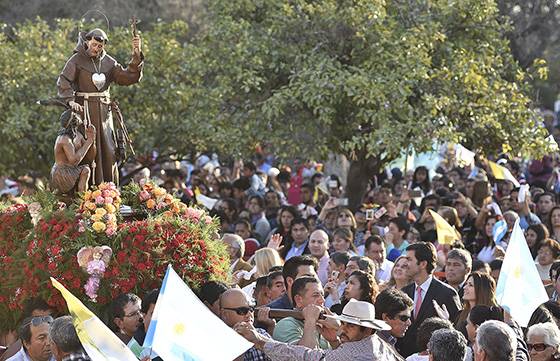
[0,0,550,179]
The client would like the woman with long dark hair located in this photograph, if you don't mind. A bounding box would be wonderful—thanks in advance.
[409,166,431,195]
[456,272,498,332]
[330,270,379,314]
[526,223,550,260]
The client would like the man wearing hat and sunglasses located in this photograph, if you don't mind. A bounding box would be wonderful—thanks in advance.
[56,24,143,187]
[235,299,404,361]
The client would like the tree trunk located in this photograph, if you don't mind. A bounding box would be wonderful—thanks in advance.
[346,155,383,211]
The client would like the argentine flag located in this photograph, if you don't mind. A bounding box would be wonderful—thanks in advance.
[496,219,548,327]
[492,219,508,248]
[143,265,252,360]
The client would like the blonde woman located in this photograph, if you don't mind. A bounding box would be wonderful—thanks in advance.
[241,248,284,298]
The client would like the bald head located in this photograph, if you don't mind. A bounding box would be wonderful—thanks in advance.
[309,229,329,258]
[219,289,254,327]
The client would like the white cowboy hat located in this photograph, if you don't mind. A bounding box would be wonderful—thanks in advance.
[327,299,391,331]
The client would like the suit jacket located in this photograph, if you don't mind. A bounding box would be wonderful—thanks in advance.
[396,277,462,358]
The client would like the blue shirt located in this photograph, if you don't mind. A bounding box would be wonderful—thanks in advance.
[267,293,292,310]
[285,240,308,261]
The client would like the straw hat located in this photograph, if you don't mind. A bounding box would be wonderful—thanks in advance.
[328,299,391,330]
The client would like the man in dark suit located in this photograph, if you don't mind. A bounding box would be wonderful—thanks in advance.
[396,242,462,358]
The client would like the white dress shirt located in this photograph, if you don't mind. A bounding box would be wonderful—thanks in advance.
[413,275,433,316]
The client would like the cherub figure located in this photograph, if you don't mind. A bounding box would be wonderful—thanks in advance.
[77,245,112,301]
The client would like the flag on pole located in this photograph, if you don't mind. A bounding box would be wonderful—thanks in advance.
[143,265,253,361]
[455,144,476,167]
[488,161,520,187]
[496,219,548,327]
[429,210,461,245]
[50,278,138,361]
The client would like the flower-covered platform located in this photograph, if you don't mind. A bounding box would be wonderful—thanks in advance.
[0,181,228,332]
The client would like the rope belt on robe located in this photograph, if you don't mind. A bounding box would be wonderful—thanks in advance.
[75,90,110,183]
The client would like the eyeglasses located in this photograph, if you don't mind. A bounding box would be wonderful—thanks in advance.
[392,315,411,322]
[23,316,54,327]
[527,343,550,352]
[124,310,142,318]
[223,306,255,315]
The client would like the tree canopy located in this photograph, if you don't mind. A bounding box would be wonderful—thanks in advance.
[0,1,553,197]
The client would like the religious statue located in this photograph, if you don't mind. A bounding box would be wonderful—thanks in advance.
[51,109,96,194]
[77,245,113,302]
[56,24,142,187]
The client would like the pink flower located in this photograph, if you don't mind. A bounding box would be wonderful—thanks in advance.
[102,190,111,198]
[139,190,150,202]
[95,196,105,204]
[156,201,166,210]
[78,220,86,233]
[106,226,116,236]
[185,207,203,221]
[204,216,212,224]
[104,197,113,205]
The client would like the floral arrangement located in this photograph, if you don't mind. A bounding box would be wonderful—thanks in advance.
[79,182,121,237]
[0,185,229,333]
[122,180,187,218]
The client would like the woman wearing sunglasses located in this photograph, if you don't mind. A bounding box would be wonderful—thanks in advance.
[527,322,560,361]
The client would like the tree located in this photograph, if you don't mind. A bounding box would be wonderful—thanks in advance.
[0,1,552,209]
[184,0,551,208]
[497,0,560,108]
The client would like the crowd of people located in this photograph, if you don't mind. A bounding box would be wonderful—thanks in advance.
[4,145,560,360]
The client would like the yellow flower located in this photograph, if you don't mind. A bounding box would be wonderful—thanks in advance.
[83,191,92,201]
[90,214,102,222]
[95,207,107,216]
[92,190,102,198]
[163,211,174,218]
[92,221,106,233]
[164,194,173,205]
[105,204,116,214]
[146,199,156,209]
[106,214,117,223]
[153,187,166,197]
[84,201,96,211]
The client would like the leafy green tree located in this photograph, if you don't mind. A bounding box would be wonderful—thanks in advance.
[184,0,551,208]
[0,1,553,209]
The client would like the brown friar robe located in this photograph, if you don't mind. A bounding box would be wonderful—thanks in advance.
[57,31,143,186]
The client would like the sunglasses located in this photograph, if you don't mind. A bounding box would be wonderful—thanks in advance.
[527,343,550,352]
[223,306,255,315]
[392,315,411,322]
[23,316,54,327]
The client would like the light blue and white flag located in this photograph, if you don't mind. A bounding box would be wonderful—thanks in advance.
[143,265,253,360]
[496,219,548,327]
[492,219,508,247]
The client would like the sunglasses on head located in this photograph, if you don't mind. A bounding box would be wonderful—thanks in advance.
[527,343,550,352]
[223,306,255,315]
[392,315,411,322]
[23,316,54,327]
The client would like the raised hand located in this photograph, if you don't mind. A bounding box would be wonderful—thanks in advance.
[268,233,283,251]
[432,300,449,320]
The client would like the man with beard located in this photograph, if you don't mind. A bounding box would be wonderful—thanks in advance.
[235,299,404,360]
[57,27,143,186]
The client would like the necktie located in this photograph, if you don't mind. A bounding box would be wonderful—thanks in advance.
[415,286,423,317]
